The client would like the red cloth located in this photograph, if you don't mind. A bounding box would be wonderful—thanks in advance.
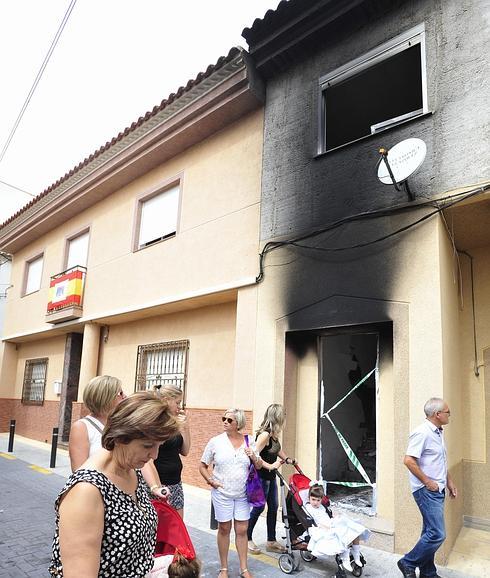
[151,500,196,560]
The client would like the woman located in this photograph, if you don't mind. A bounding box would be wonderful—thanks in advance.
[247,403,295,555]
[49,391,180,577]
[199,409,260,578]
[142,385,190,517]
[68,375,125,471]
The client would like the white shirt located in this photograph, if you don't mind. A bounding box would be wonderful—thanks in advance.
[81,416,104,457]
[201,432,256,499]
[406,419,447,493]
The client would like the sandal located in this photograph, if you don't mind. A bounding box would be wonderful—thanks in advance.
[266,540,286,553]
[218,569,228,577]
[248,540,261,555]
[239,570,252,577]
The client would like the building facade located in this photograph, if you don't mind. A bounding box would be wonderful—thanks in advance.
[243,0,490,563]
[0,48,264,488]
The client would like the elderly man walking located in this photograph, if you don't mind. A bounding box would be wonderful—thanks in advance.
[397,398,457,578]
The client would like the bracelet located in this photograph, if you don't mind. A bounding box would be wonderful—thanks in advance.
[150,484,161,491]
[285,457,290,464]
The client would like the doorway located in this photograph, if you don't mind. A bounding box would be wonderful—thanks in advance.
[319,331,378,515]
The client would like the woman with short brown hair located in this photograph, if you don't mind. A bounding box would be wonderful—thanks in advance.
[50,391,180,578]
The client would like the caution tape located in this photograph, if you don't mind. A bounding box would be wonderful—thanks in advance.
[321,367,376,488]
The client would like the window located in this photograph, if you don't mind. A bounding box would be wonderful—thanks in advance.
[137,184,180,249]
[319,24,427,153]
[22,358,48,405]
[24,254,43,295]
[135,340,189,393]
[66,230,89,269]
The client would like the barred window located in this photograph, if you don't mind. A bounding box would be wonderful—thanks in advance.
[135,340,189,393]
[22,358,48,405]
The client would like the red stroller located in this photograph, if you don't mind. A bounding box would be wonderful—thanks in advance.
[150,500,196,574]
[276,465,366,578]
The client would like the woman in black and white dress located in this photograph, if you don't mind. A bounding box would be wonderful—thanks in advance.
[50,391,180,578]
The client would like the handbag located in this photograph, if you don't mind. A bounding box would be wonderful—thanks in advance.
[244,435,266,508]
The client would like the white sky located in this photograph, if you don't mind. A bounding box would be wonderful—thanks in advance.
[0,0,280,223]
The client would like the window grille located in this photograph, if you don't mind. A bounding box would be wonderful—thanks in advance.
[22,358,48,405]
[135,340,189,394]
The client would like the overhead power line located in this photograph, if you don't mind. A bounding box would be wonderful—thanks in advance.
[0,178,35,197]
[0,0,78,165]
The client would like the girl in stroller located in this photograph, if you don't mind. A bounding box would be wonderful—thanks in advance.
[304,484,370,573]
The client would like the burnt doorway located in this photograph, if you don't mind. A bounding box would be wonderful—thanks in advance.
[319,331,378,515]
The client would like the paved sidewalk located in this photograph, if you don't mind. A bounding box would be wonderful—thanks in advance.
[0,434,475,577]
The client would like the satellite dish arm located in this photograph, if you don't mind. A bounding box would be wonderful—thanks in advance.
[377,148,401,191]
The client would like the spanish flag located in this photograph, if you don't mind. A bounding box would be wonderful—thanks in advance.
[47,268,85,312]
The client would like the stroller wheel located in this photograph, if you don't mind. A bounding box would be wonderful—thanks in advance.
[300,550,315,562]
[278,553,296,574]
[351,563,363,577]
[335,570,347,578]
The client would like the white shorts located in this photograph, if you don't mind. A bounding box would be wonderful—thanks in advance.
[212,489,251,522]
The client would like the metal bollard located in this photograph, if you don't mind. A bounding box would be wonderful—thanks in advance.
[7,419,16,452]
[50,427,59,468]
[210,500,218,530]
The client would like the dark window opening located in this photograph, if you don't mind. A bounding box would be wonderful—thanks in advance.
[324,43,423,151]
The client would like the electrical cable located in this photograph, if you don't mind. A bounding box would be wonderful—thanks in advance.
[0,0,78,165]
[0,178,35,197]
[256,184,489,282]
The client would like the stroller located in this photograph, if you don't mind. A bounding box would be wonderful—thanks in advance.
[148,500,196,576]
[276,465,366,578]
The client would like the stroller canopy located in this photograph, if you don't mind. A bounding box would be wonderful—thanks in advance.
[152,500,196,560]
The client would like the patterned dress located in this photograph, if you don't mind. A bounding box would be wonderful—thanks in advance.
[49,468,157,577]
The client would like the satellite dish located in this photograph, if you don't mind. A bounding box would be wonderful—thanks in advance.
[377,138,427,185]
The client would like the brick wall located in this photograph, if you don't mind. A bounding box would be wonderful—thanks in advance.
[0,398,60,443]
[181,408,253,488]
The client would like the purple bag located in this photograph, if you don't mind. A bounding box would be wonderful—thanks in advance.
[245,435,266,508]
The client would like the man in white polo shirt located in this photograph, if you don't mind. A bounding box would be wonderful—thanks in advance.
[397,398,457,578]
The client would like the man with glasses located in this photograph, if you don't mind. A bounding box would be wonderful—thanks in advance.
[397,398,458,578]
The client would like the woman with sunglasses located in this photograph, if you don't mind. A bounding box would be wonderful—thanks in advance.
[69,375,126,472]
[199,409,261,578]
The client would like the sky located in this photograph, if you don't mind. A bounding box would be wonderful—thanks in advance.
[0,0,281,223]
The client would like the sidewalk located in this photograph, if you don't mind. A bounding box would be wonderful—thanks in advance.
[0,433,477,577]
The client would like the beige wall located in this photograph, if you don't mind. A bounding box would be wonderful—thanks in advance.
[96,301,240,409]
[3,109,263,338]
[438,222,465,557]
[14,335,66,402]
[460,244,490,521]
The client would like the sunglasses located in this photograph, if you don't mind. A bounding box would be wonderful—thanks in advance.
[221,417,234,424]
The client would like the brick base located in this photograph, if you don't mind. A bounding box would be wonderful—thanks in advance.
[0,398,61,443]
[0,400,253,489]
[181,408,253,489]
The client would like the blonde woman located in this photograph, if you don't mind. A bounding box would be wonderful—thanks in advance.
[247,403,295,555]
[199,409,260,578]
[141,385,190,517]
[69,375,126,471]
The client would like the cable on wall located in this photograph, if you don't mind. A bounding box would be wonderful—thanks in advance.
[256,184,490,282]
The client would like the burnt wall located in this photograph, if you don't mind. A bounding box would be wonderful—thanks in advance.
[260,0,489,242]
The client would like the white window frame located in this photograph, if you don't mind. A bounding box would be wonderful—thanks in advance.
[318,23,428,154]
[65,229,90,270]
[23,253,44,296]
[134,179,181,251]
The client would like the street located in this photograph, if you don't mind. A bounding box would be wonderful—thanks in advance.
[0,439,471,578]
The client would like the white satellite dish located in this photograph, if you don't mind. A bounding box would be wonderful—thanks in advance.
[377,138,427,185]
